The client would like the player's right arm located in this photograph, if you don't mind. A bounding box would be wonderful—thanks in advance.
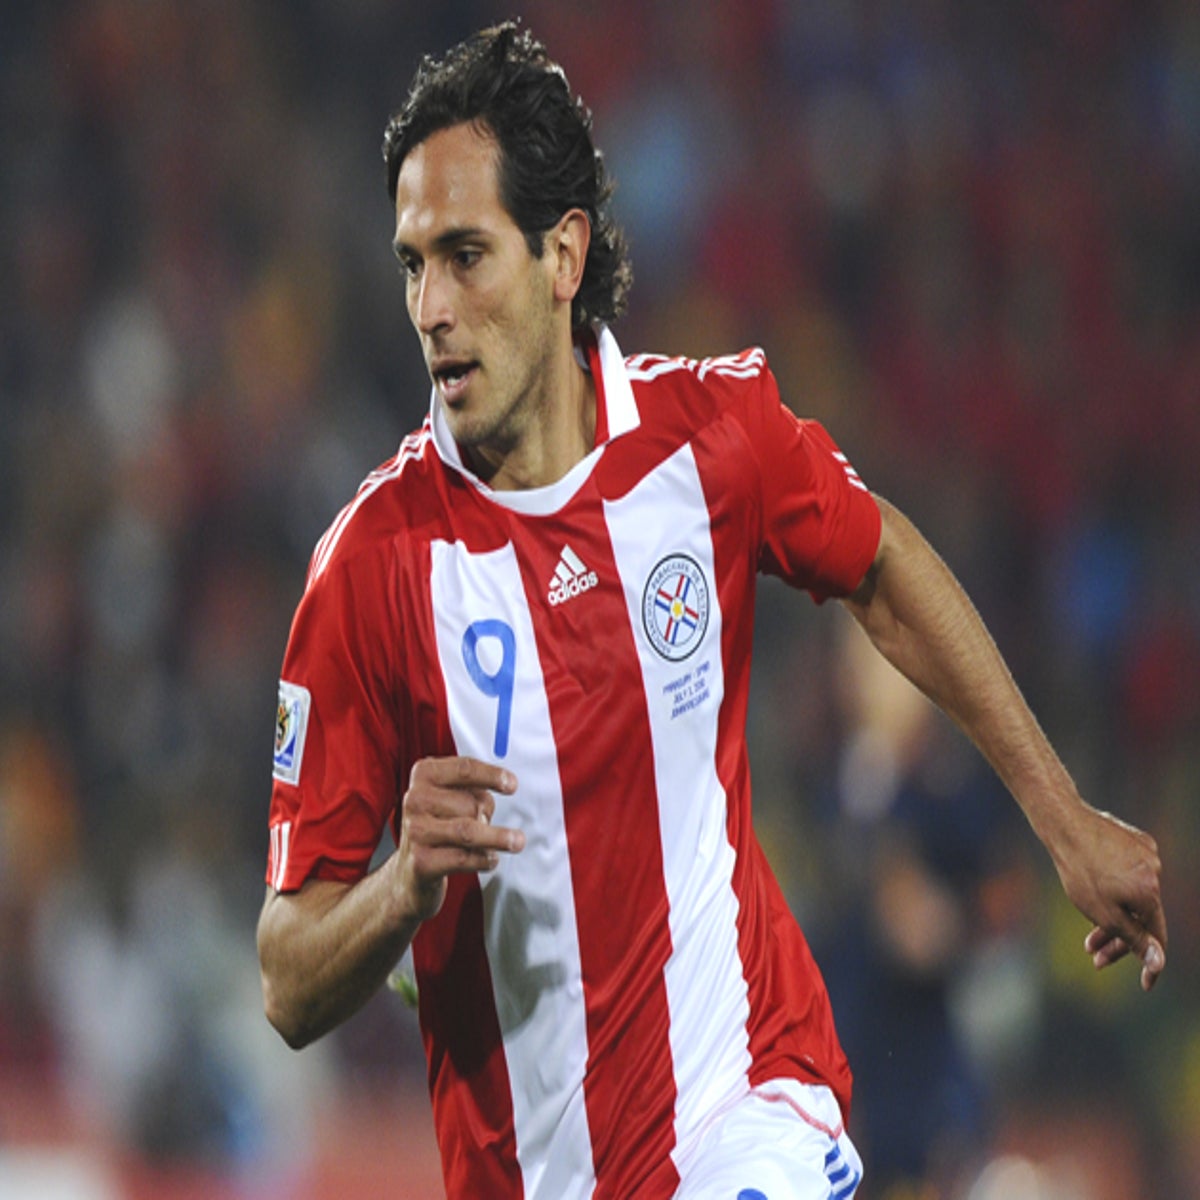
[257,756,523,1049]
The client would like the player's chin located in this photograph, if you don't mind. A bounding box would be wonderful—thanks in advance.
[440,402,491,444]
[447,414,513,461]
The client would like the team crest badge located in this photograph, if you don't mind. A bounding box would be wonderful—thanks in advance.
[642,554,710,661]
[273,681,311,784]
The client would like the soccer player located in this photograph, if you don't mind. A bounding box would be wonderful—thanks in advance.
[256,22,1166,1199]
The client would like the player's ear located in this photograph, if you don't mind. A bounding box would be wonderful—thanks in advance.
[549,208,591,305]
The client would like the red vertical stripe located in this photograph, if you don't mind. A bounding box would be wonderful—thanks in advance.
[693,422,854,1120]
[415,879,526,1198]
[405,536,526,1198]
[513,503,681,1199]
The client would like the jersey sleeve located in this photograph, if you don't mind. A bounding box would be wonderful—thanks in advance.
[741,362,881,601]
[265,550,403,892]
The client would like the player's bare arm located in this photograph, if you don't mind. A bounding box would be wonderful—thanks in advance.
[258,757,524,1048]
[841,495,1167,991]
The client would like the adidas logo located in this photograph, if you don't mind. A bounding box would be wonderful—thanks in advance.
[547,545,599,606]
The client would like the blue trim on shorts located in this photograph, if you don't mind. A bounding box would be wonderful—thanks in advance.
[823,1144,861,1200]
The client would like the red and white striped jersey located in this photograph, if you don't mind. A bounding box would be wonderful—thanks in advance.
[266,327,881,1199]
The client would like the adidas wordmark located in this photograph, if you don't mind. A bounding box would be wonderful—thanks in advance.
[548,545,599,606]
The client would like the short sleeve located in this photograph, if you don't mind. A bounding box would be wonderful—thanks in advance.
[265,552,402,891]
[740,366,881,601]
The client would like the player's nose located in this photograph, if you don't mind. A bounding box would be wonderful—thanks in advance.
[413,262,456,336]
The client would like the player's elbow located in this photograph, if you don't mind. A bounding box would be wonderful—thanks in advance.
[267,1007,318,1052]
[260,967,320,1050]
[257,913,318,1049]
[260,986,297,1048]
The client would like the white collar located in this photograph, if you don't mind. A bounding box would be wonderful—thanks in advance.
[428,325,639,515]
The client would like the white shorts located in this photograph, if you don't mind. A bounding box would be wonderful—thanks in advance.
[673,1079,863,1200]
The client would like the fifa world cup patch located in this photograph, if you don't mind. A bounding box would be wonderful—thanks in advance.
[273,681,311,785]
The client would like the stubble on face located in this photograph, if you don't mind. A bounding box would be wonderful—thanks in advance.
[441,256,558,458]
[396,121,595,491]
[393,123,560,465]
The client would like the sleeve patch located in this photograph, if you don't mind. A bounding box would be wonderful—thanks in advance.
[273,681,311,785]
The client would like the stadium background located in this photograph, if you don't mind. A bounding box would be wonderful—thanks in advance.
[1,1,1197,1196]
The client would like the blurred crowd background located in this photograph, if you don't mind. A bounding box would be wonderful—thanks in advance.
[2,1,1198,1197]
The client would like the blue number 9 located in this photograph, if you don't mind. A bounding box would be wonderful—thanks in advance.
[461,619,516,758]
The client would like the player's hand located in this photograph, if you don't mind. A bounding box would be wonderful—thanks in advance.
[396,756,524,923]
[1050,803,1166,992]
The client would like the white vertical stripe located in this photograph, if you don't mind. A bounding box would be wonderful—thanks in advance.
[278,821,290,890]
[270,821,292,891]
[603,446,753,1169]
[429,540,595,1200]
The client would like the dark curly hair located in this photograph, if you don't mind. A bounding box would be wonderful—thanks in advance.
[382,22,632,331]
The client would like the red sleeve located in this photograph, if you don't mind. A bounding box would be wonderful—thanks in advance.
[266,550,403,891]
[740,363,881,601]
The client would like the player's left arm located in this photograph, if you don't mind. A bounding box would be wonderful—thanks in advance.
[841,495,1167,991]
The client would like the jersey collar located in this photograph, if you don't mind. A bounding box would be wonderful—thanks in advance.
[428,324,640,515]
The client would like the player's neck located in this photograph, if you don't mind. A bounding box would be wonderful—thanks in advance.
[468,347,597,492]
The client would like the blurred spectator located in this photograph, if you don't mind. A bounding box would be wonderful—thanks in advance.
[1,1,1196,1196]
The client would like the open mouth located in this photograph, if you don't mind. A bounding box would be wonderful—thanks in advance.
[432,360,478,403]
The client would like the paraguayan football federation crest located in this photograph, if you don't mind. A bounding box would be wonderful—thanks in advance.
[642,554,710,661]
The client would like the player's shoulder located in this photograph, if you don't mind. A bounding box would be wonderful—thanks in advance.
[623,345,773,424]
[618,346,775,447]
[625,345,769,389]
[305,419,438,588]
